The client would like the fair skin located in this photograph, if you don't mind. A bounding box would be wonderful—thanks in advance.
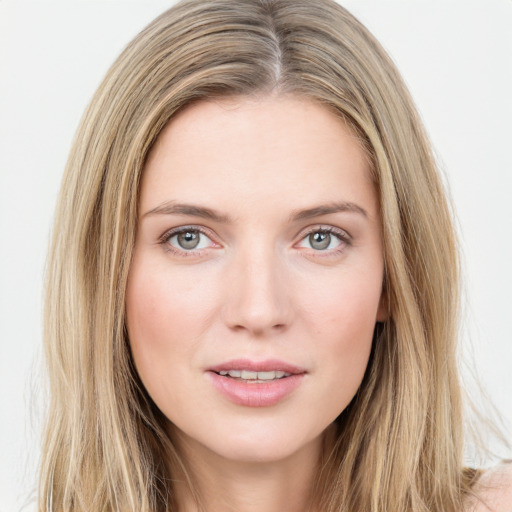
[466,464,512,512]
[125,93,384,511]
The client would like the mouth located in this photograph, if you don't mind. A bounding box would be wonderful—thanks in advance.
[213,369,292,383]
[206,359,306,406]
[208,358,305,380]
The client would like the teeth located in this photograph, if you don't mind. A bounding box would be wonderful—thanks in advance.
[256,371,276,380]
[217,370,291,380]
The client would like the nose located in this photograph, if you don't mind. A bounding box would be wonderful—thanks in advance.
[221,246,293,337]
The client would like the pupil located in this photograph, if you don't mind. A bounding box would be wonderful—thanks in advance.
[178,231,200,249]
[310,231,330,250]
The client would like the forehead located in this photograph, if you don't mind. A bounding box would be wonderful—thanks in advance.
[140,95,378,219]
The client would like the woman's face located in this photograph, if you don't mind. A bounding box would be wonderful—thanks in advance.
[126,95,386,464]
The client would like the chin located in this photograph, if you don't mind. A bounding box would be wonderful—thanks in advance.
[171,417,325,466]
[214,438,304,463]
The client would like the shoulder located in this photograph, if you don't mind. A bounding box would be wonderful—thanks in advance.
[465,462,512,512]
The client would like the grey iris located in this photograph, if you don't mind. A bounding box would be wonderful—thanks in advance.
[178,230,200,249]
[309,231,330,250]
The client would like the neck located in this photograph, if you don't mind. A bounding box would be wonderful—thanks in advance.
[169,427,333,512]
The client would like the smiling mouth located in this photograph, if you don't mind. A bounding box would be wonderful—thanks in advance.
[214,370,292,382]
[208,360,306,406]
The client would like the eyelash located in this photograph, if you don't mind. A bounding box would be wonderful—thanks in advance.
[297,226,351,257]
[159,226,216,257]
[158,225,351,257]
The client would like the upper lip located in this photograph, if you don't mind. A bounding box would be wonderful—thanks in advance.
[207,359,306,375]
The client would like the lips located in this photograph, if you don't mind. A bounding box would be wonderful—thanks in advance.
[206,359,306,407]
[208,358,305,375]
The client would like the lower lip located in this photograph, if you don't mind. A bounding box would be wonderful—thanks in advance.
[207,372,305,407]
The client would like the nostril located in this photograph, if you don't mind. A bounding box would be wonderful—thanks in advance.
[229,322,286,336]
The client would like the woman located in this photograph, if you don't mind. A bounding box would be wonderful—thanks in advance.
[39,0,511,511]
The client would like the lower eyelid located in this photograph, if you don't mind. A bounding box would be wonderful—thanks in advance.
[159,226,350,256]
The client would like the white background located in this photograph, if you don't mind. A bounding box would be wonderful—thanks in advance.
[0,1,511,511]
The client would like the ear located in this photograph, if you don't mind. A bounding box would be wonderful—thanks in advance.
[376,289,389,322]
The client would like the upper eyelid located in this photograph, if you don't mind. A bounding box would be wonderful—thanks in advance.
[296,224,352,241]
[160,225,216,243]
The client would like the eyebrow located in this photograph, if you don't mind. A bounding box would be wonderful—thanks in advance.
[289,201,368,222]
[142,200,368,223]
[142,201,232,223]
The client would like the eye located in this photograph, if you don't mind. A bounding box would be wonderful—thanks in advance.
[163,227,215,252]
[296,227,349,252]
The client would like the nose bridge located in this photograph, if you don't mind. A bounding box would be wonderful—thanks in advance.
[222,240,291,335]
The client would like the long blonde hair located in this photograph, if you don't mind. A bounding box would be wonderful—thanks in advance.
[40,1,473,510]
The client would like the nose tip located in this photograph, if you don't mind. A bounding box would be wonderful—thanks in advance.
[221,254,292,337]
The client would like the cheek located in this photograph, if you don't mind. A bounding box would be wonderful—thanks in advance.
[126,260,192,390]
[125,256,222,408]
[126,270,170,358]
[301,269,381,402]
[126,257,213,345]
[126,270,168,399]
[303,266,382,339]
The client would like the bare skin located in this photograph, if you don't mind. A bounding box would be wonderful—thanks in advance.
[466,463,512,512]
